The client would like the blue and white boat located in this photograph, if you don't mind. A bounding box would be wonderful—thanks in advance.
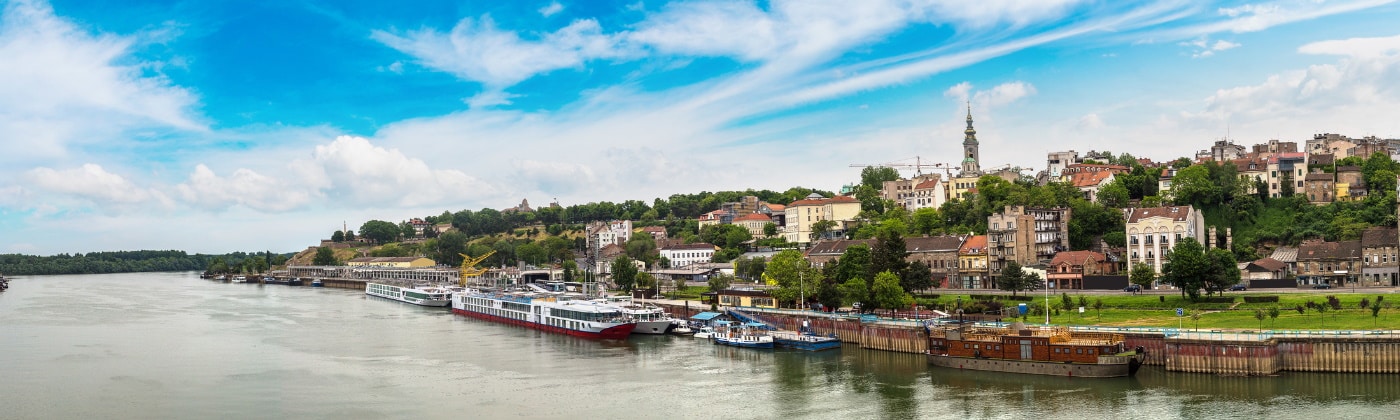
[772,320,842,351]
[712,321,774,349]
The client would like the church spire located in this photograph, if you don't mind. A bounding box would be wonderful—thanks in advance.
[960,102,981,176]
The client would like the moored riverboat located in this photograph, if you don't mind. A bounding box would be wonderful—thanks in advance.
[927,322,1143,378]
[452,289,636,339]
[712,321,774,349]
[366,282,452,307]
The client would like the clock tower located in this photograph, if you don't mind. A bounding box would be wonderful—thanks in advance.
[960,103,981,176]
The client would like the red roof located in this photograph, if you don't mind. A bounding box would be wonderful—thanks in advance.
[733,213,771,222]
[1050,250,1106,266]
[1070,171,1114,188]
[959,235,987,255]
[1124,206,1195,223]
[914,179,941,189]
[764,203,786,212]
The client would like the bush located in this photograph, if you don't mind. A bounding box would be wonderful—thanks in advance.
[993,295,1034,302]
[1243,296,1279,303]
[1326,296,1342,310]
[1360,297,1370,309]
[1198,297,1236,304]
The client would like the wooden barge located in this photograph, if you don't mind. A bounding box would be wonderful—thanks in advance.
[928,322,1144,378]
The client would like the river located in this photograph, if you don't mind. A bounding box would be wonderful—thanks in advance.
[2,272,1397,419]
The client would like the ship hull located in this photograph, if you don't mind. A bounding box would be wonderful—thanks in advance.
[928,354,1141,378]
[452,308,636,340]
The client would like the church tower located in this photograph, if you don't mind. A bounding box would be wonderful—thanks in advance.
[960,103,982,176]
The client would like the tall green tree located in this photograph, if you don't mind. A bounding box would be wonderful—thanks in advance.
[868,226,908,281]
[611,255,639,291]
[833,244,871,284]
[1162,237,1209,300]
[998,261,1026,296]
[860,166,900,189]
[1203,248,1240,296]
[841,277,869,311]
[763,223,778,238]
[810,219,838,241]
[708,273,733,293]
[359,220,400,244]
[331,230,345,242]
[313,247,338,266]
[1097,178,1130,208]
[902,260,934,292]
[869,271,912,312]
[763,249,818,307]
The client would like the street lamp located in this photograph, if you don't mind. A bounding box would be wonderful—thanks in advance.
[1045,274,1051,326]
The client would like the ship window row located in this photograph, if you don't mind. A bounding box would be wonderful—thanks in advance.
[553,308,616,322]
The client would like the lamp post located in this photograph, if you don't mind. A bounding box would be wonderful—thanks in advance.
[1045,274,1051,326]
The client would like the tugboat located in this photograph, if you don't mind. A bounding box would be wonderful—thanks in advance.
[927,321,1144,378]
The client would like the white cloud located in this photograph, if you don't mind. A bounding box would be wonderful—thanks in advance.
[303,136,500,208]
[0,0,202,163]
[539,1,564,17]
[175,165,316,213]
[627,1,780,61]
[465,90,519,108]
[943,81,1037,109]
[1077,113,1106,130]
[372,16,626,89]
[1183,36,1241,58]
[24,164,167,209]
[1212,39,1241,51]
[1298,33,1400,58]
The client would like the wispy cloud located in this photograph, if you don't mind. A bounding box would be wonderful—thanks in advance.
[539,1,565,17]
[0,0,203,165]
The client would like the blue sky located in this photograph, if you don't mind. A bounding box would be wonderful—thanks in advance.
[4,0,1400,255]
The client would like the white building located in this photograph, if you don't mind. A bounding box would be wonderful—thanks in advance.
[587,220,633,252]
[1124,206,1207,277]
[660,243,718,268]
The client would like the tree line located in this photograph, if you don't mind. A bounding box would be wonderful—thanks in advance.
[1,250,289,276]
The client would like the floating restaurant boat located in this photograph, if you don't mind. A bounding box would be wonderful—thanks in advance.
[310,279,324,287]
[927,322,1144,378]
[712,321,775,349]
[452,289,636,339]
[365,282,452,307]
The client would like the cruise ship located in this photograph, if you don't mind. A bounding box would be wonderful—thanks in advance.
[452,289,636,339]
[365,282,452,307]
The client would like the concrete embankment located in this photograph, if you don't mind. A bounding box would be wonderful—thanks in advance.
[660,303,1400,375]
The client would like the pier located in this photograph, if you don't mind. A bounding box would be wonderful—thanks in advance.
[660,303,1400,375]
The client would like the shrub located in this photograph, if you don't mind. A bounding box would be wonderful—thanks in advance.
[1326,296,1342,310]
[1360,297,1370,309]
[1295,305,1305,314]
[1243,296,1279,303]
[1199,297,1236,304]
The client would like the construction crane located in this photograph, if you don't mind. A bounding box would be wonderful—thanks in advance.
[849,155,954,176]
[457,250,496,286]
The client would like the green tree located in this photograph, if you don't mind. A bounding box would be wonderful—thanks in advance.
[860,166,900,189]
[1093,298,1104,320]
[399,221,417,240]
[312,247,337,266]
[516,243,548,265]
[902,261,934,292]
[624,233,659,266]
[833,244,871,283]
[331,230,345,242]
[810,219,838,241]
[1129,262,1155,292]
[869,271,912,313]
[1162,237,1209,300]
[562,260,578,283]
[763,249,817,307]
[1373,304,1383,327]
[841,278,869,311]
[344,230,356,241]
[763,222,778,238]
[1097,178,1130,208]
[911,207,942,235]
[1203,248,1240,296]
[433,231,468,266]
[708,273,733,293]
[1268,306,1280,329]
[635,272,657,291]
[868,226,908,281]
[998,261,1026,296]
[816,275,844,311]
[1254,309,1266,331]
[359,220,400,244]
[611,255,639,292]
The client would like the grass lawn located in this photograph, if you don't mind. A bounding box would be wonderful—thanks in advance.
[915,291,1400,331]
[663,286,710,300]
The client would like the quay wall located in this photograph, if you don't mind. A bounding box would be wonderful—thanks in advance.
[321,278,366,290]
[660,304,1400,375]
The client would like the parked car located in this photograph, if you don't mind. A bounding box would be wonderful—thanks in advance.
[1312,283,1332,289]
[1229,284,1247,291]
[1123,284,1142,292]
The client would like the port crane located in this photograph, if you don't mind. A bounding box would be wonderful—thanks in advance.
[457,250,496,287]
[849,155,955,177]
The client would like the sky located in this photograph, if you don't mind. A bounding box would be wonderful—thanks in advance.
[4,0,1400,256]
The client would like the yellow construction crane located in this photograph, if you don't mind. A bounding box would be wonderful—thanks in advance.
[457,250,495,286]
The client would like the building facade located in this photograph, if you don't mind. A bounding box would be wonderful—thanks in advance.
[660,243,718,268]
[1046,251,1115,290]
[1296,239,1362,287]
[1124,206,1207,278]
[905,235,966,289]
[783,194,861,245]
[958,235,989,289]
[1361,227,1399,287]
[986,205,1071,287]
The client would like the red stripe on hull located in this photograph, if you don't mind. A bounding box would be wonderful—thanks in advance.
[452,308,636,339]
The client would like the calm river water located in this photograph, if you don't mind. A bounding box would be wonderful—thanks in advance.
[2,272,1398,419]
